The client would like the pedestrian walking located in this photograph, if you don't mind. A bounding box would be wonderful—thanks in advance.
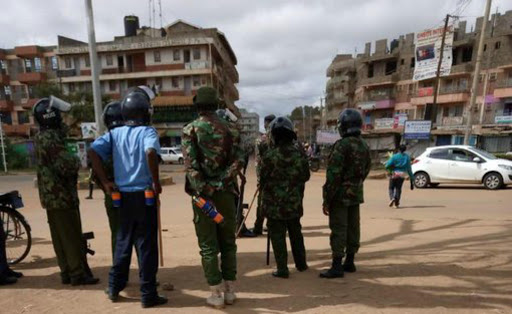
[385,144,414,208]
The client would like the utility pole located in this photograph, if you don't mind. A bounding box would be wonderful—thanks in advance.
[431,14,451,122]
[464,0,492,145]
[84,0,105,134]
[0,114,7,172]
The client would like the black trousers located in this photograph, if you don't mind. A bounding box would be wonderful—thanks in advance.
[108,191,158,301]
[0,216,8,275]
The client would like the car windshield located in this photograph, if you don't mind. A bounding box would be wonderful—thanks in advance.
[469,148,497,160]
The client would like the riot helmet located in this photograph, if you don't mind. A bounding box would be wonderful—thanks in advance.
[102,101,124,130]
[270,116,297,145]
[121,90,153,126]
[33,96,72,130]
[264,114,276,130]
[337,108,363,137]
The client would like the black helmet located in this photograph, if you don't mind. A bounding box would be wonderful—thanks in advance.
[33,96,72,130]
[264,114,276,129]
[123,85,156,102]
[102,101,124,130]
[121,91,152,126]
[270,116,297,144]
[337,109,363,137]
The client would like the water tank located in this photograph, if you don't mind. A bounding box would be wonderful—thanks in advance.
[124,16,140,37]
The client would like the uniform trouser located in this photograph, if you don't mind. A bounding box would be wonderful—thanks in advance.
[389,177,405,204]
[253,190,265,232]
[267,218,307,273]
[329,204,360,259]
[104,195,119,260]
[109,192,158,301]
[46,209,88,281]
[193,191,237,286]
[0,216,8,275]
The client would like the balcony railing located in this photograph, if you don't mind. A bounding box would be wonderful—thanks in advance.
[441,116,464,126]
[439,85,469,95]
[496,78,512,89]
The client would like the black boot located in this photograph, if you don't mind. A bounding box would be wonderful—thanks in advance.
[6,268,23,278]
[343,253,356,273]
[319,257,344,278]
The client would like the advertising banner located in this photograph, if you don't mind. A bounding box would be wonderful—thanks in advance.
[404,120,432,140]
[394,114,408,128]
[413,23,454,81]
[375,118,395,130]
[316,130,341,144]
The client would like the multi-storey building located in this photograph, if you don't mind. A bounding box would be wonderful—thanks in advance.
[238,108,260,149]
[326,11,512,152]
[0,46,57,136]
[1,17,239,145]
[56,17,239,146]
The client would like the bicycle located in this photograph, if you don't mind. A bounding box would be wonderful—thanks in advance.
[0,191,32,265]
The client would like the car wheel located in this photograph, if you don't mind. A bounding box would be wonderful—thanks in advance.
[483,172,503,190]
[414,172,430,189]
[429,183,440,188]
[178,158,184,165]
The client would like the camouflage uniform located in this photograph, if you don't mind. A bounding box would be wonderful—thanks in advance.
[183,112,245,286]
[35,128,89,283]
[260,142,310,275]
[323,135,371,259]
[254,133,271,233]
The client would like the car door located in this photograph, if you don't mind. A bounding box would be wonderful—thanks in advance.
[169,149,178,162]
[425,148,452,182]
[447,149,481,182]
[161,148,170,162]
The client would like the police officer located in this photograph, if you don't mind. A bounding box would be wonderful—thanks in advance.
[34,96,99,286]
[89,87,167,308]
[320,109,371,279]
[182,87,245,309]
[94,101,124,259]
[252,114,276,235]
[260,117,310,278]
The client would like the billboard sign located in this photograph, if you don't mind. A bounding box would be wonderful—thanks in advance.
[316,130,340,144]
[404,120,432,140]
[413,23,454,81]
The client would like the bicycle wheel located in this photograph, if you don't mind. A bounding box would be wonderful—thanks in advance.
[1,207,32,265]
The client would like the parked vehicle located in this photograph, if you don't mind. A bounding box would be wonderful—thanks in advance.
[412,145,512,190]
[160,147,184,164]
[0,191,31,265]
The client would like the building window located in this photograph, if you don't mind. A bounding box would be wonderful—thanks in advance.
[0,112,12,125]
[17,111,29,124]
[106,55,113,66]
[153,50,161,63]
[109,81,116,92]
[34,58,42,72]
[85,56,90,67]
[483,44,487,51]
[193,48,201,60]
[410,57,415,68]
[51,56,58,70]
[400,59,404,65]
[462,47,473,62]
[4,86,11,96]
[193,75,201,87]
[0,60,6,74]
[173,50,180,61]
[368,63,374,78]
[489,73,497,81]
[24,59,32,72]
[65,57,72,69]
[454,104,463,117]
[495,41,501,50]
[69,83,76,93]
[479,74,484,83]
[172,77,179,88]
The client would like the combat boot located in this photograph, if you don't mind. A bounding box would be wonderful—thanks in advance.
[343,253,356,273]
[319,257,344,278]
[207,284,225,309]
[224,280,237,305]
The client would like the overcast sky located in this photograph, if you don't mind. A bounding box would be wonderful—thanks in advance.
[2,0,512,121]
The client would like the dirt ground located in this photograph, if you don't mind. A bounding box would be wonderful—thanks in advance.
[1,164,512,314]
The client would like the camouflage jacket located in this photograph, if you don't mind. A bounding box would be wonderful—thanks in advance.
[260,143,310,220]
[323,135,371,208]
[255,132,271,176]
[35,128,80,211]
[182,112,245,197]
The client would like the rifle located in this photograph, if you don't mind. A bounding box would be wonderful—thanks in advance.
[82,232,95,256]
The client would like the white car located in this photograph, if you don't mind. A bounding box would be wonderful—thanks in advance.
[160,147,184,164]
[412,145,512,190]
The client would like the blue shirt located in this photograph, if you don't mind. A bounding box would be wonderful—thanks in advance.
[385,152,414,180]
[91,126,161,192]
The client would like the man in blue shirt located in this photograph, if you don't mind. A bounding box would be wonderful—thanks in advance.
[88,87,167,308]
[385,144,414,208]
